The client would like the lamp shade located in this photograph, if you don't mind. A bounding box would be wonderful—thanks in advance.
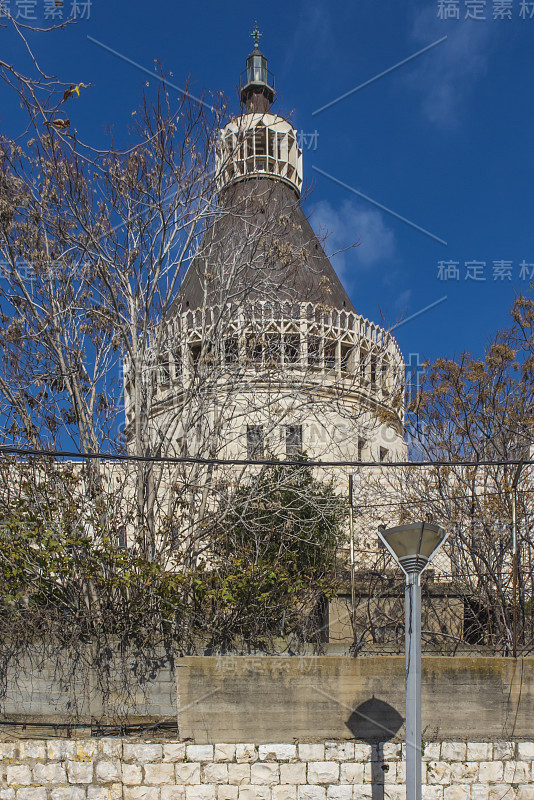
[378,522,448,575]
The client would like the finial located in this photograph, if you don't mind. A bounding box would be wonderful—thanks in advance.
[250,21,262,49]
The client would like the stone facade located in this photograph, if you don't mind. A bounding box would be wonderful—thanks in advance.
[1,739,534,799]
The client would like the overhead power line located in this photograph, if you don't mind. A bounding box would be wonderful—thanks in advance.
[0,444,531,470]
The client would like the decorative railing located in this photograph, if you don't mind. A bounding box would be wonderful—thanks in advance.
[123,302,405,430]
[163,300,404,366]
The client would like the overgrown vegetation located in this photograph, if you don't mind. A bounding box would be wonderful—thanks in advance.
[0,457,346,721]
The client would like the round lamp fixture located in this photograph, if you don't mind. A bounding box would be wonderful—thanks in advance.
[378,522,449,576]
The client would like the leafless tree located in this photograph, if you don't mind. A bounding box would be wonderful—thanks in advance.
[348,307,534,656]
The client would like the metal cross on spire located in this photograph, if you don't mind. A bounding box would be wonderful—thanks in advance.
[250,21,262,49]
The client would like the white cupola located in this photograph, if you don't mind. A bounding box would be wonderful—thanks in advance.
[215,23,303,197]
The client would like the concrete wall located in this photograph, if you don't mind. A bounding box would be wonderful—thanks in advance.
[3,656,534,744]
[0,651,176,728]
[176,657,534,743]
[1,737,534,799]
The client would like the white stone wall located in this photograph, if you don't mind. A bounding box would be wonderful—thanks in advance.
[2,739,534,800]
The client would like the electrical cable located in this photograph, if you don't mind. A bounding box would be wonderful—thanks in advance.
[0,444,532,470]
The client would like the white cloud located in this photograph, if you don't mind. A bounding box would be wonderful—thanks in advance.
[404,9,491,127]
[309,199,397,286]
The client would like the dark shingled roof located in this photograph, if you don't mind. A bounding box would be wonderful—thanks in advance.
[170,176,355,317]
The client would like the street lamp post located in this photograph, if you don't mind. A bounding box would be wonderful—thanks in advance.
[378,522,449,800]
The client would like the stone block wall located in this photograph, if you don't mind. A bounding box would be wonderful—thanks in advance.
[2,739,534,800]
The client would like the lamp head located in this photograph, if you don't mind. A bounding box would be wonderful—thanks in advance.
[377,522,449,577]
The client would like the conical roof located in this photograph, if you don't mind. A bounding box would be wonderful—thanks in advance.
[172,177,355,316]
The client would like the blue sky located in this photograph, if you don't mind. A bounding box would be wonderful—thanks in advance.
[2,0,534,366]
